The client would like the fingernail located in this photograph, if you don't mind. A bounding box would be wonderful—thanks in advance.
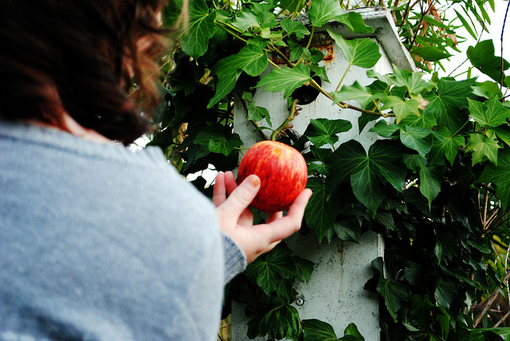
[246,174,260,188]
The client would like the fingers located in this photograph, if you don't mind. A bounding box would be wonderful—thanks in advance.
[219,174,261,221]
[264,188,313,243]
[224,171,238,195]
[212,171,227,207]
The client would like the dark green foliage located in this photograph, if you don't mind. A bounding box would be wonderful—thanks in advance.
[150,0,510,339]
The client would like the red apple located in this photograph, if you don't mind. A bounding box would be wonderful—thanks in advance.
[237,140,308,213]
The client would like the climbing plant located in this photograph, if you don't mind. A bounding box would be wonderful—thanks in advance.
[146,0,510,339]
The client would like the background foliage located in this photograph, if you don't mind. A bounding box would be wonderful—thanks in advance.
[147,0,510,339]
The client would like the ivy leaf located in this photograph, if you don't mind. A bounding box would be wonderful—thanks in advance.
[327,31,382,69]
[467,40,510,84]
[434,229,459,263]
[424,78,476,133]
[399,126,433,157]
[331,81,380,109]
[404,155,444,208]
[247,102,272,127]
[430,127,464,165]
[194,122,243,156]
[179,0,216,58]
[399,111,437,129]
[208,44,268,108]
[302,319,339,341]
[328,140,406,216]
[305,178,343,241]
[256,64,312,99]
[369,120,400,137]
[435,281,457,309]
[466,133,500,166]
[468,97,510,127]
[280,19,310,39]
[247,305,302,340]
[340,323,365,340]
[232,11,260,31]
[490,125,510,147]
[390,66,433,95]
[308,0,345,27]
[333,218,359,243]
[377,278,411,323]
[245,246,299,296]
[303,118,353,147]
[383,96,420,123]
[478,147,510,210]
[336,11,374,34]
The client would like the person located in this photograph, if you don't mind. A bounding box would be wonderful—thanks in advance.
[0,1,312,340]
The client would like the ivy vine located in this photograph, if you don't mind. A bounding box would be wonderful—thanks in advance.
[147,0,510,339]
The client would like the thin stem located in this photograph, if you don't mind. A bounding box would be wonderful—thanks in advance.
[335,63,352,92]
[305,26,316,50]
[271,99,299,141]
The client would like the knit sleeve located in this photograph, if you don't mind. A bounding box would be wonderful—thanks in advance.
[221,232,247,284]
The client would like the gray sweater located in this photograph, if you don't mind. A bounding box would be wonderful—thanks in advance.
[0,121,246,341]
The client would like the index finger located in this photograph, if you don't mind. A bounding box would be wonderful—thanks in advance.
[265,188,312,243]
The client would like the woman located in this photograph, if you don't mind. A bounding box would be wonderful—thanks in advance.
[0,1,312,340]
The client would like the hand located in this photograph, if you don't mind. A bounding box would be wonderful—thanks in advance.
[213,171,312,263]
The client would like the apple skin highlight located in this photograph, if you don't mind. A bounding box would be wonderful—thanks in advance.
[237,140,308,213]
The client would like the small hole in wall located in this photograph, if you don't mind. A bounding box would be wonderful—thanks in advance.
[291,76,322,105]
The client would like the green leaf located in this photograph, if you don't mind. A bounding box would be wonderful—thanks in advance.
[248,305,302,340]
[403,155,444,207]
[399,126,433,157]
[424,78,476,133]
[399,111,437,129]
[390,66,433,95]
[467,40,510,84]
[434,229,460,263]
[303,118,353,147]
[478,147,510,210]
[333,218,359,243]
[468,97,510,127]
[377,278,411,323]
[305,178,342,241]
[331,81,380,109]
[454,9,477,40]
[180,0,216,58]
[256,64,312,98]
[369,120,400,137]
[466,133,501,166]
[308,0,345,27]
[194,122,243,155]
[328,140,406,215]
[244,246,299,296]
[435,281,457,309]
[335,12,374,34]
[412,46,452,61]
[232,11,260,31]
[327,31,382,69]
[383,96,421,123]
[302,319,339,341]
[467,327,510,340]
[281,19,310,39]
[340,323,365,340]
[490,125,510,147]
[294,257,315,283]
[430,126,464,165]
[247,102,272,126]
[208,44,268,108]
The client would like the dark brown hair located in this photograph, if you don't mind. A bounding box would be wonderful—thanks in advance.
[0,0,169,144]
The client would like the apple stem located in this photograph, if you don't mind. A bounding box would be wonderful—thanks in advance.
[271,98,299,141]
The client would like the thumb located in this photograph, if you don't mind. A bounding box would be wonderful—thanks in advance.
[221,174,260,218]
